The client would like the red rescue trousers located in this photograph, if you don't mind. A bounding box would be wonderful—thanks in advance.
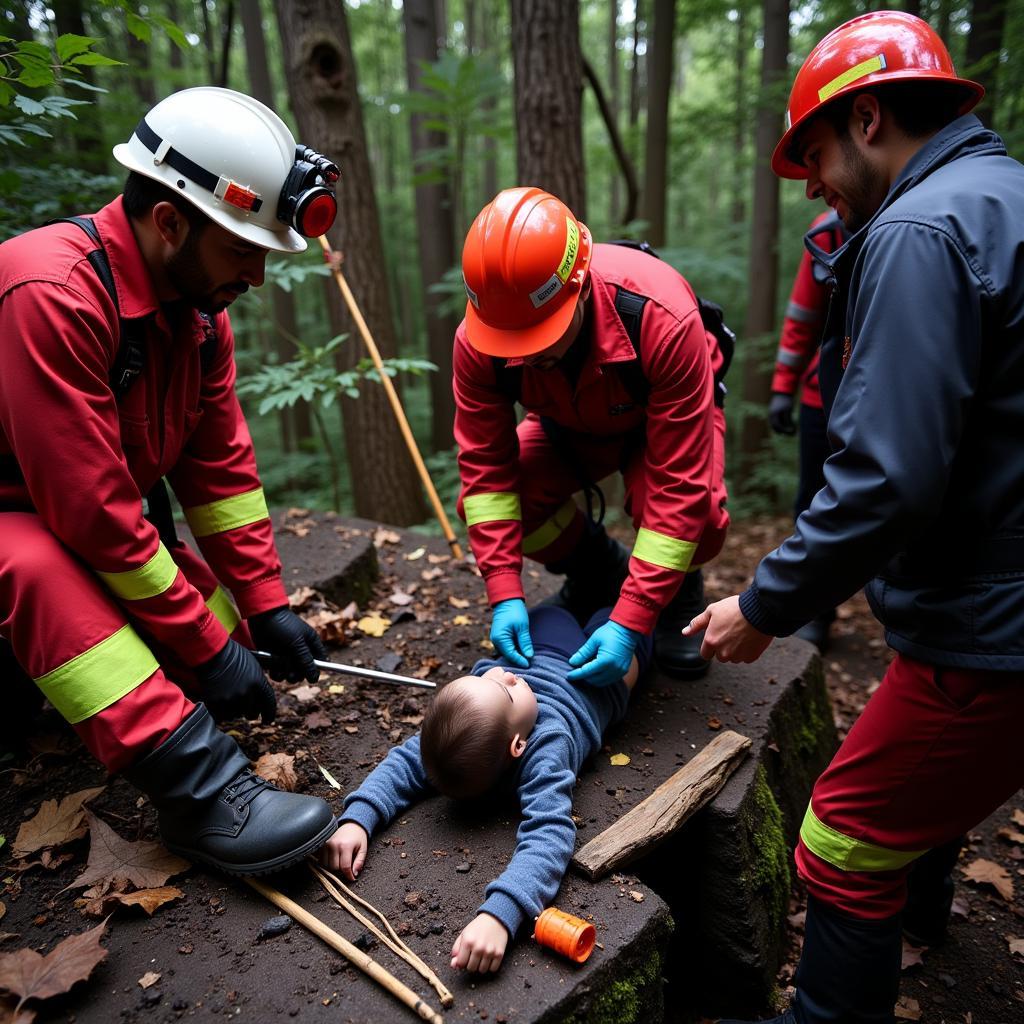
[796,652,1024,919]
[517,407,729,572]
[0,512,250,774]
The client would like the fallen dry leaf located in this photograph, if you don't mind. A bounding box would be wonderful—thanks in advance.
[1008,935,1024,959]
[404,547,426,561]
[1012,808,1024,827]
[0,905,4,924]
[452,615,472,626]
[357,613,390,638]
[388,590,414,606]
[610,753,631,766]
[304,712,332,730]
[0,920,108,1011]
[962,857,1014,902]
[327,684,345,695]
[280,522,311,538]
[421,567,444,581]
[413,657,442,679]
[901,940,925,970]
[448,595,470,609]
[316,762,342,790]
[707,717,723,731]
[287,685,320,704]
[304,609,350,646]
[373,528,401,548]
[252,753,297,792]
[67,812,189,893]
[0,994,35,1023]
[286,586,318,609]
[894,996,921,1021]
[997,827,1024,845]
[628,891,645,903]
[108,887,183,917]
[137,971,160,989]
[12,787,105,859]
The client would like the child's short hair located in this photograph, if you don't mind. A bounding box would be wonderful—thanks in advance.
[420,681,513,800]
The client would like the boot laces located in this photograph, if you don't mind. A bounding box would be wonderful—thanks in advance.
[223,770,273,808]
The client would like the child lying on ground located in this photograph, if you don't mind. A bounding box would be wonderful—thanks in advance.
[321,604,652,974]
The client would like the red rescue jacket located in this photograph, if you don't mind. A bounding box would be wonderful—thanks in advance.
[454,243,723,634]
[0,197,287,666]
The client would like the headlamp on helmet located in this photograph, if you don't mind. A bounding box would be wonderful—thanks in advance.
[278,145,340,238]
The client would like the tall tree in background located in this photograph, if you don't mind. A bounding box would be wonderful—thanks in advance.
[608,0,621,224]
[510,0,585,216]
[731,6,749,227]
[642,0,676,246]
[403,0,458,451]
[50,0,105,172]
[965,0,1008,125]
[240,0,313,456]
[739,0,789,495]
[629,0,645,160]
[274,0,427,524]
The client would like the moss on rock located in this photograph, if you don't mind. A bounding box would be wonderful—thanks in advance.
[748,765,791,937]
[562,947,663,1024]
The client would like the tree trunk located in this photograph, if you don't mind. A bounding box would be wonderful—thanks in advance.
[583,59,639,226]
[731,7,748,227]
[218,0,236,88]
[965,0,1007,126]
[50,0,105,172]
[241,0,313,454]
[200,0,218,83]
[641,0,676,246]
[274,0,427,524]
[739,0,789,497]
[936,0,953,47]
[628,0,644,147]
[608,0,621,224]
[479,0,498,203]
[510,0,585,217]
[403,0,459,452]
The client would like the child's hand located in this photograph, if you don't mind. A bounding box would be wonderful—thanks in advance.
[319,821,368,880]
[450,913,509,973]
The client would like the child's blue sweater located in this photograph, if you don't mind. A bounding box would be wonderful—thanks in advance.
[340,648,629,937]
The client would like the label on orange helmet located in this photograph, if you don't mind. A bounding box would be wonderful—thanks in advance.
[818,53,887,102]
[530,274,562,308]
[463,274,480,308]
[556,218,580,284]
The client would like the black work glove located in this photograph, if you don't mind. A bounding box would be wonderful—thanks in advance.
[197,638,277,724]
[768,392,797,435]
[248,606,326,684]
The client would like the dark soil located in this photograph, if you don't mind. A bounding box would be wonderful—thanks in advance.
[1,515,1021,1023]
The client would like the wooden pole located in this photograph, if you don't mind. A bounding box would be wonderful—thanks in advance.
[571,730,752,880]
[318,235,464,560]
[245,878,444,1024]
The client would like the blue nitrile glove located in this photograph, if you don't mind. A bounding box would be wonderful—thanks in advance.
[567,621,640,688]
[490,598,534,668]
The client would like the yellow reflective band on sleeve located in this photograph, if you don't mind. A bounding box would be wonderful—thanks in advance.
[800,804,926,873]
[632,528,696,572]
[463,492,522,527]
[206,585,241,635]
[184,487,269,538]
[97,542,179,601]
[818,54,887,102]
[523,500,578,555]
[34,624,159,725]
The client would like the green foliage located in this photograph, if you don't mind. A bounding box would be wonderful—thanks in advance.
[0,33,118,146]
[264,256,331,293]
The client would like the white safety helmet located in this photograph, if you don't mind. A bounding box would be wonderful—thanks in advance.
[113,87,339,253]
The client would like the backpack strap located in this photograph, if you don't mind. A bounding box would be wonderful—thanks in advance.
[611,286,651,408]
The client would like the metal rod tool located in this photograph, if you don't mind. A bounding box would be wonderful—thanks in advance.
[254,650,436,690]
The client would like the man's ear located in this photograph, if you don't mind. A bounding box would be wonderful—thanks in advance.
[151,200,188,247]
[850,92,882,144]
[509,733,527,758]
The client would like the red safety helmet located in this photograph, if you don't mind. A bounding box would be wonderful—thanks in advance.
[773,11,983,179]
[461,187,593,358]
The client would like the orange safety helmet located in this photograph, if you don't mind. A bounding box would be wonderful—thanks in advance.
[772,11,984,180]
[461,187,593,358]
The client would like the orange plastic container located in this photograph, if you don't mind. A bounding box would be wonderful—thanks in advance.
[532,907,596,964]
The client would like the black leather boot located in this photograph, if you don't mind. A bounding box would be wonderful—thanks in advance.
[902,837,963,947]
[541,524,630,624]
[793,610,836,654]
[718,895,902,1024]
[654,569,710,679]
[124,704,337,876]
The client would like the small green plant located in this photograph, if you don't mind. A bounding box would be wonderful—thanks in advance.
[236,334,435,510]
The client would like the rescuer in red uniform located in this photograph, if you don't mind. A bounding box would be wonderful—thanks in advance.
[0,88,343,875]
[454,187,730,685]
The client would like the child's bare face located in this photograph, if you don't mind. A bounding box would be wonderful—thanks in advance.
[447,667,539,748]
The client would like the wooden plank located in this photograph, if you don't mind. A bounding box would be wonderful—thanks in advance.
[571,730,752,881]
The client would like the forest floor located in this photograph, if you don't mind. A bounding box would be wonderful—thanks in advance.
[0,514,1022,1024]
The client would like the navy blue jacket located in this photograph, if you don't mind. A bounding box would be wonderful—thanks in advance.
[741,115,1024,669]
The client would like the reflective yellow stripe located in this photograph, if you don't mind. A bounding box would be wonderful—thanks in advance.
[206,585,240,634]
[800,805,926,873]
[463,492,522,527]
[34,624,159,725]
[632,527,696,572]
[818,54,887,102]
[522,500,578,555]
[97,543,179,601]
[184,487,269,538]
